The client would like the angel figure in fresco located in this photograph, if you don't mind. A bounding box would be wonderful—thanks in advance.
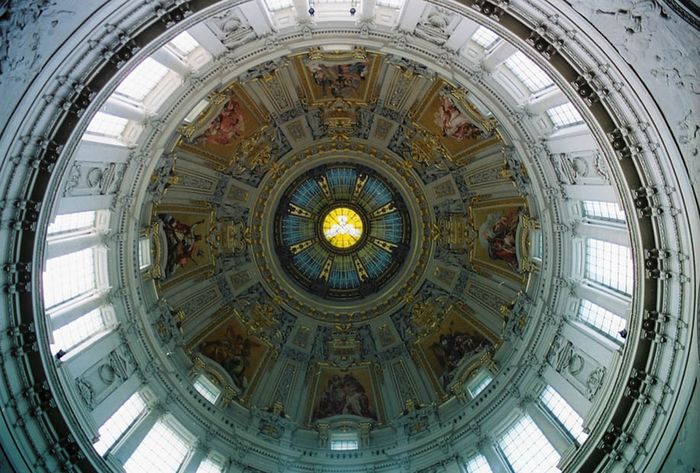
[313,373,377,420]
[307,60,368,97]
[195,97,245,146]
[159,214,205,279]
[430,331,492,388]
[198,324,259,390]
[478,208,521,272]
[435,95,483,141]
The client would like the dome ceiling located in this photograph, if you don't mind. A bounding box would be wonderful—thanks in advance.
[3,1,695,472]
[146,47,533,427]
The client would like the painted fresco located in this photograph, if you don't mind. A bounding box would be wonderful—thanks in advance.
[413,82,499,159]
[309,364,381,422]
[294,50,379,104]
[196,315,269,394]
[154,204,215,289]
[469,197,528,281]
[435,94,484,141]
[177,85,266,168]
[415,304,495,392]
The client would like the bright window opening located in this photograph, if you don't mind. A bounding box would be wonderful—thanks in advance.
[193,374,221,404]
[196,455,225,473]
[582,201,626,223]
[124,419,191,473]
[504,52,554,93]
[86,112,128,138]
[330,433,359,451]
[51,307,114,352]
[471,26,499,49]
[43,248,96,309]
[498,415,560,473]
[376,0,404,8]
[540,385,589,445]
[263,0,294,11]
[48,211,97,236]
[585,239,633,295]
[547,103,583,128]
[465,454,494,473]
[169,31,199,57]
[530,228,543,260]
[139,237,152,270]
[467,371,493,397]
[94,391,147,455]
[115,57,170,101]
[578,299,626,342]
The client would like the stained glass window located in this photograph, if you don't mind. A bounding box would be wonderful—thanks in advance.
[323,207,364,249]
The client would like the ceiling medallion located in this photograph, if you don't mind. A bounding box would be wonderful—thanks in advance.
[274,164,411,300]
[322,207,364,250]
[251,145,434,323]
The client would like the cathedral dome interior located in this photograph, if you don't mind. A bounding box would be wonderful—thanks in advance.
[0,1,698,473]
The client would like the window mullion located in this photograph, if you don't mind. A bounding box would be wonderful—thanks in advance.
[526,402,574,454]
[48,292,107,330]
[111,410,160,464]
[45,233,103,259]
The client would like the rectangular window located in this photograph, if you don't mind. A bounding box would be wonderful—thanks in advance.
[330,433,359,451]
[504,52,554,93]
[376,0,404,8]
[196,456,225,473]
[43,248,96,309]
[93,391,147,455]
[139,237,152,270]
[471,26,499,49]
[115,57,170,101]
[498,415,560,473]
[193,374,221,404]
[263,0,294,10]
[169,32,199,57]
[540,386,589,445]
[582,201,626,223]
[467,372,493,397]
[578,299,626,342]
[48,211,97,236]
[546,103,583,128]
[465,454,493,473]
[124,419,191,473]
[530,228,543,260]
[51,307,114,352]
[585,239,633,295]
[86,112,129,139]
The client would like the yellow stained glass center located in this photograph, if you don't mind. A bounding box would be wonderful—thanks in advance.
[322,207,364,249]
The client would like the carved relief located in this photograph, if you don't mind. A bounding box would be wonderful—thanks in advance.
[63,162,125,197]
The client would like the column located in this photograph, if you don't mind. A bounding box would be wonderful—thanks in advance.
[565,185,618,202]
[361,0,376,19]
[91,377,142,427]
[294,0,311,21]
[444,18,480,52]
[576,222,630,246]
[481,442,511,473]
[44,233,104,259]
[481,42,517,72]
[111,409,160,463]
[188,22,227,56]
[182,445,208,473]
[101,96,147,121]
[151,48,191,76]
[525,403,573,456]
[525,88,568,115]
[64,330,121,377]
[50,293,107,330]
